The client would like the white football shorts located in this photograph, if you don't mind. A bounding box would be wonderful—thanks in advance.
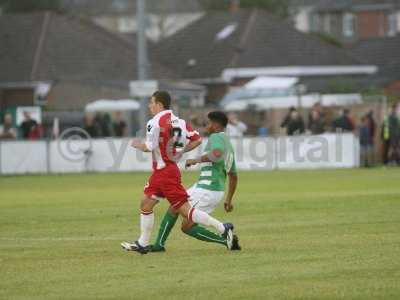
[187,185,225,214]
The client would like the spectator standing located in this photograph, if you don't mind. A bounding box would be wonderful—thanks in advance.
[381,113,391,165]
[20,111,38,139]
[84,114,100,138]
[308,102,324,122]
[113,111,127,137]
[308,110,325,135]
[100,113,113,137]
[226,112,247,137]
[257,126,268,137]
[359,116,373,167]
[332,108,354,133]
[28,123,43,140]
[366,110,376,141]
[381,104,400,165]
[366,110,376,163]
[0,113,17,140]
[281,108,305,136]
[281,107,296,130]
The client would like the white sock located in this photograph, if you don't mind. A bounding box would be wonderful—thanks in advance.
[190,208,225,234]
[138,212,154,246]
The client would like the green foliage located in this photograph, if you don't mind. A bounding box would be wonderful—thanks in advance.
[0,0,62,13]
[1,170,400,299]
[326,78,359,94]
[361,87,386,97]
[312,32,343,48]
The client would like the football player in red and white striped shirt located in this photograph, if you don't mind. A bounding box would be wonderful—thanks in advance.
[121,91,235,253]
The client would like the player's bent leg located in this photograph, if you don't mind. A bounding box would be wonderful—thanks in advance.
[140,195,158,212]
[177,202,235,250]
[177,202,224,233]
[151,207,179,252]
[181,218,195,232]
[182,219,227,247]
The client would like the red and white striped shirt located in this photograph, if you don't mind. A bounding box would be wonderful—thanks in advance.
[145,110,200,170]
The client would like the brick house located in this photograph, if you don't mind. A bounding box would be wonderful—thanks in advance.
[155,8,377,104]
[62,0,203,42]
[311,0,400,43]
[350,35,400,96]
[0,11,175,112]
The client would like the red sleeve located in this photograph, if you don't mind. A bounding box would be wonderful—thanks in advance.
[186,122,201,141]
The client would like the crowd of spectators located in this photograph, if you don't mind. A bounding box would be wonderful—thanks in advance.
[278,102,400,167]
[1,103,400,167]
[280,103,359,136]
[83,112,127,138]
[0,111,129,140]
[0,111,43,140]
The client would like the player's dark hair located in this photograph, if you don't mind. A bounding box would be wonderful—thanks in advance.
[152,91,171,109]
[208,111,228,128]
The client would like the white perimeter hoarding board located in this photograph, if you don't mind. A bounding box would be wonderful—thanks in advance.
[0,135,359,175]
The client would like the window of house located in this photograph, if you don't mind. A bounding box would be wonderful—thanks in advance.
[343,13,356,37]
[309,14,320,32]
[388,13,397,37]
[323,14,331,33]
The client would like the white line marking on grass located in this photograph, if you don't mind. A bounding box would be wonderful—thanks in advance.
[0,236,126,242]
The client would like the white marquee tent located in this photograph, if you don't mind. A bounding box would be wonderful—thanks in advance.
[85,99,140,112]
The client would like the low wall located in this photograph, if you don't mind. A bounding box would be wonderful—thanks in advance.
[0,134,359,175]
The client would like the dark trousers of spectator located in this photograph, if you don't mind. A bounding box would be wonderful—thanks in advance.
[361,145,374,167]
[389,142,400,165]
[382,140,390,165]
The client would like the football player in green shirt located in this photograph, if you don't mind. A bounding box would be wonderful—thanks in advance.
[151,111,241,252]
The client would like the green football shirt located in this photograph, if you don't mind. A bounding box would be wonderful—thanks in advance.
[196,132,237,191]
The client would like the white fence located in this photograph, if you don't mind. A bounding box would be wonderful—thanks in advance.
[0,134,359,175]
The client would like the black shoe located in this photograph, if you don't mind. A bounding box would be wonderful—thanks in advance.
[121,241,150,254]
[222,223,234,250]
[150,245,166,252]
[231,235,241,251]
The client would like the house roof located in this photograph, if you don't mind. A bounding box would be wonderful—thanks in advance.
[0,11,175,83]
[314,0,400,12]
[62,0,202,16]
[155,9,363,80]
[349,36,400,82]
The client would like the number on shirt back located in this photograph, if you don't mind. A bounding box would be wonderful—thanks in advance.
[171,127,184,148]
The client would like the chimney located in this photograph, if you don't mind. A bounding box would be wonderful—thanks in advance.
[229,0,240,14]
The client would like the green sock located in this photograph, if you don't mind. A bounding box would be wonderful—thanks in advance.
[153,210,178,249]
[185,224,226,246]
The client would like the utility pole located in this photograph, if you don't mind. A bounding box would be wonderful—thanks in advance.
[137,0,149,136]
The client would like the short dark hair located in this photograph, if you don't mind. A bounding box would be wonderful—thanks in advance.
[208,111,228,128]
[152,91,171,109]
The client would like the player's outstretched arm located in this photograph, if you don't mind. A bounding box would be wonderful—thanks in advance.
[185,149,223,168]
[224,172,238,212]
[131,138,151,152]
[183,139,202,153]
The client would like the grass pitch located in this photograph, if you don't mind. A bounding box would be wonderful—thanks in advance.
[1,168,400,300]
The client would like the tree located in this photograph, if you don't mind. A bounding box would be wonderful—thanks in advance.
[199,0,290,18]
[0,0,62,13]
